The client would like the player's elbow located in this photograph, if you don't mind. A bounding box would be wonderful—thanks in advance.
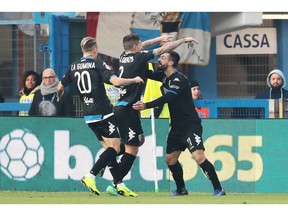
[110,76,121,86]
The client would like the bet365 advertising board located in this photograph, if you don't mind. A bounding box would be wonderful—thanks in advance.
[0,117,287,193]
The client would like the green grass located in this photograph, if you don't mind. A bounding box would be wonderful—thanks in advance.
[1,190,288,204]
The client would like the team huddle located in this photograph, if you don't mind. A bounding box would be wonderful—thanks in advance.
[56,34,226,197]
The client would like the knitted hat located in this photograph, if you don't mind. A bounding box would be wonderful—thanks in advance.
[190,80,200,88]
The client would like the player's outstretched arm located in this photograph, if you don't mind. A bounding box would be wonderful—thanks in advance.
[141,35,173,49]
[110,75,144,87]
[154,36,198,56]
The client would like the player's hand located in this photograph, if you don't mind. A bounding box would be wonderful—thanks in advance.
[134,76,144,84]
[184,37,198,44]
[56,89,64,102]
[133,101,145,111]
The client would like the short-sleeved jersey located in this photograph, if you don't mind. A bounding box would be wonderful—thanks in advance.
[146,70,201,130]
[61,57,115,122]
[116,50,155,107]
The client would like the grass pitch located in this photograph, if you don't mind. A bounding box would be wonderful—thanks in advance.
[1,191,287,216]
[1,190,288,204]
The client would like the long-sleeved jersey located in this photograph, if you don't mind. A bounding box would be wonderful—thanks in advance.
[146,70,201,130]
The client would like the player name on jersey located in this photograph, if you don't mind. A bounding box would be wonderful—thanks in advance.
[119,56,134,63]
[70,62,96,71]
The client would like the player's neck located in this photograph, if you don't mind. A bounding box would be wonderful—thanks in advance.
[125,50,135,55]
[83,51,96,59]
[165,68,176,78]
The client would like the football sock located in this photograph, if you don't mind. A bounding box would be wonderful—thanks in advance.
[199,159,222,190]
[108,157,122,184]
[118,152,136,179]
[168,161,185,190]
[90,147,117,176]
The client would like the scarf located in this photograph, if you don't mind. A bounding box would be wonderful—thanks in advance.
[40,77,60,96]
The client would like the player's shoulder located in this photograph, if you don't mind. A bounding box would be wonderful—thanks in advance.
[139,50,150,54]
[170,71,189,84]
[138,49,153,56]
[172,70,186,79]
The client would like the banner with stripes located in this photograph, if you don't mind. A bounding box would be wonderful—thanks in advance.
[87,12,211,65]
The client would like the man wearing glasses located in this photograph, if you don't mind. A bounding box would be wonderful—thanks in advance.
[29,68,75,117]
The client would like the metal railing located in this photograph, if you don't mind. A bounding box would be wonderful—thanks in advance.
[194,99,269,118]
[1,99,288,119]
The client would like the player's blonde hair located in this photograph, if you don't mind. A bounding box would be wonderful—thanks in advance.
[81,37,97,52]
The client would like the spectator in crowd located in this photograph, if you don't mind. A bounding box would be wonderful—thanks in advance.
[29,68,75,117]
[190,80,203,100]
[0,92,4,103]
[190,80,209,118]
[256,69,288,99]
[19,70,41,116]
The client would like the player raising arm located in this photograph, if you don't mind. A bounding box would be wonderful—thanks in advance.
[133,51,226,196]
[105,34,198,197]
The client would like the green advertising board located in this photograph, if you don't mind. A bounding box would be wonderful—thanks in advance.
[0,117,287,193]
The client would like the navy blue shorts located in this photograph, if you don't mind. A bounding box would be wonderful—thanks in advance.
[87,115,120,141]
[114,106,144,146]
[166,123,205,154]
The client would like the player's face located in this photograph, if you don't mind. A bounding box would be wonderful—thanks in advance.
[270,73,283,88]
[157,53,170,71]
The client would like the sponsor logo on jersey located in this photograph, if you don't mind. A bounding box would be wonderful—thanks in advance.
[83,97,94,105]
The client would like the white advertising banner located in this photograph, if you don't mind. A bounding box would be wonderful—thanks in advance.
[216,28,277,55]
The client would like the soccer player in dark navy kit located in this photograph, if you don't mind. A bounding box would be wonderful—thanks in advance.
[133,51,226,196]
[106,34,198,196]
[57,37,143,196]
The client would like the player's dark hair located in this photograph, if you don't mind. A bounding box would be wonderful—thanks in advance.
[168,51,180,68]
[123,34,140,50]
[81,37,97,52]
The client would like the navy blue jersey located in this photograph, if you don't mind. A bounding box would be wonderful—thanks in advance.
[116,50,155,106]
[61,57,115,120]
[146,70,201,130]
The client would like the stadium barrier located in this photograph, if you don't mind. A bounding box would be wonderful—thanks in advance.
[0,116,288,193]
[1,99,287,118]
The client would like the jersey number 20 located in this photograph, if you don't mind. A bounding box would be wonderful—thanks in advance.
[74,71,92,94]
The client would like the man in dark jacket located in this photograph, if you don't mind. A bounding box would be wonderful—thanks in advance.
[29,68,75,117]
[256,69,288,99]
